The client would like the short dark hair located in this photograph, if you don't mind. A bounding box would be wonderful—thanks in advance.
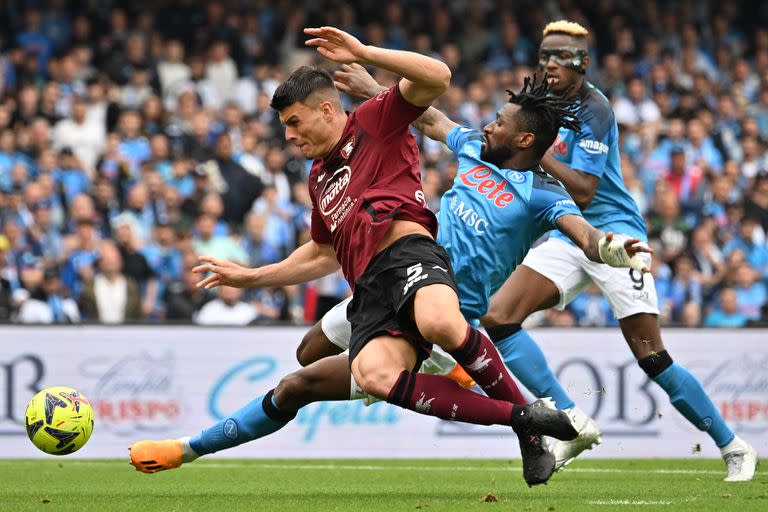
[270,66,337,112]
[507,74,582,156]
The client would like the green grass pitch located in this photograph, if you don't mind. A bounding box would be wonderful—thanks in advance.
[2,459,765,511]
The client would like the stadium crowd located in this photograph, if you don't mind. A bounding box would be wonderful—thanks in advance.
[0,0,767,327]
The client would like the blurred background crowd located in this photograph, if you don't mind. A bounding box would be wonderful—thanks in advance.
[0,0,767,327]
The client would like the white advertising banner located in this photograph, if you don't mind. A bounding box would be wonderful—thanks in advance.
[0,326,766,459]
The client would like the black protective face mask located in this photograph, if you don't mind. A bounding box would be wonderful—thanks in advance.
[538,46,588,74]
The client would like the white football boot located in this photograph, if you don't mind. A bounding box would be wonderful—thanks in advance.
[721,436,759,482]
[553,406,602,471]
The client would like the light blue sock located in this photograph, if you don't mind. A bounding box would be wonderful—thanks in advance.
[493,328,575,410]
[189,391,293,456]
[653,363,734,447]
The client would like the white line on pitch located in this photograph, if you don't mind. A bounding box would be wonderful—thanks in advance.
[16,460,722,475]
[588,500,673,506]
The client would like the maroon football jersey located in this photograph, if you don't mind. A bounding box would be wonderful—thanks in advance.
[308,84,438,289]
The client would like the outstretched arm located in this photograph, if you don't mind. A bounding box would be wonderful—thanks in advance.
[541,153,601,209]
[304,26,451,106]
[193,240,340,290]
[334,63,459,143]
[555,214,651,272]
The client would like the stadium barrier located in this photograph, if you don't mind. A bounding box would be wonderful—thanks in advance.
[1,326,766,459]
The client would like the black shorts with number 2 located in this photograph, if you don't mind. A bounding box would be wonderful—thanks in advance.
[347,234,459,365]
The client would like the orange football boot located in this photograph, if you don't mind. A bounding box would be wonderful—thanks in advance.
[446,364,476,389]
[129,439,184,473]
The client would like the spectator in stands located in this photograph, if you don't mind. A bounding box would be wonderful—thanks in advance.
[210,133,264,224]
[663,145,705,212]
[55,148,90,208]
[666,254,703,321]
[195,285,255,325]
[121,65,153,110]
[26,199,62,265]
[723,216,768,273]
[744,171,768,234]
[61,219,100,299]
[121,182,156,242]
[198,192,229,236]
[687,118,724,174]
[157,39,190,101]
[13,262,79,324]
[205,41,237,107]
[142,222,183,309]
[79,241,141,324]
[261,147,292,203]
[116,109,150,177]
[51,95,105,173]
[648,188,690,262]
[250,186,293,262]
[164,264,210,321]
[704,287,748,327]
[192,213,247,263]
[733,261,767,321]
[113,216,157,318]
[614,76,662,130]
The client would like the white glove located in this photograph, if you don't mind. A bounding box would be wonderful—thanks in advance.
[598,235,648,272]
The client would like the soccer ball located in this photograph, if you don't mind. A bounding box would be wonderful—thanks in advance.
[25,386,94,455]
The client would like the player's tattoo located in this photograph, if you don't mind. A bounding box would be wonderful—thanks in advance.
[411,107,442,133]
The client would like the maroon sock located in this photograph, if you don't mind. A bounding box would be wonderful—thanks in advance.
[387,370,517,426]
[448,326,527,405]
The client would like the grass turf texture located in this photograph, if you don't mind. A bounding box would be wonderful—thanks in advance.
[2,459,765,511]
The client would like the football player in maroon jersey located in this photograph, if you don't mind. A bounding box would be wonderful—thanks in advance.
[130,27,576,484]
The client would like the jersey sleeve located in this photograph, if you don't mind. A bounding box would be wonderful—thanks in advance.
[529,171,583,228]
[445,126,485,155]
[569,106,614,178]
[354,83,429,140]
[310,207,333,245]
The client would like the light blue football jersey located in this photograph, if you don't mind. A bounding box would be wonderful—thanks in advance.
[548,81,647,243]
[438,126,583,321]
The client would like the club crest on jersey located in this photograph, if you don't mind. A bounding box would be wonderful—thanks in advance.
[506,170,525,183]
[340,136,355,159]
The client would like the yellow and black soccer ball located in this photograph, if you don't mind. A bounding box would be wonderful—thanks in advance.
[25,386,94,455]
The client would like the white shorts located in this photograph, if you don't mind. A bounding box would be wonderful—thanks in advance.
[320,296,353,350]
[521,236,659,319]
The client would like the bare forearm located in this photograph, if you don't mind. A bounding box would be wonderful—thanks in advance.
[556,214,604,263]
[541,153,597,209]
[249,241,340,287]
[361,46,450,93]
[411,107,453,143]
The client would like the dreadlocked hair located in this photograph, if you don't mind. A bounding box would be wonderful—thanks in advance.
[507,74,582,157]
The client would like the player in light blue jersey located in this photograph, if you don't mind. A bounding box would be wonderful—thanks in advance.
[481,20,757,482]
[300,66,650,485]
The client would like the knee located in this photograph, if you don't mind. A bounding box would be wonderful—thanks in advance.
[637,349,673,379]
[353,365,400,400]
[295,324,332,366]
[295,334,314,366]
[418,315,467,349]
[484,299,525,327]
[275,371,313,404]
